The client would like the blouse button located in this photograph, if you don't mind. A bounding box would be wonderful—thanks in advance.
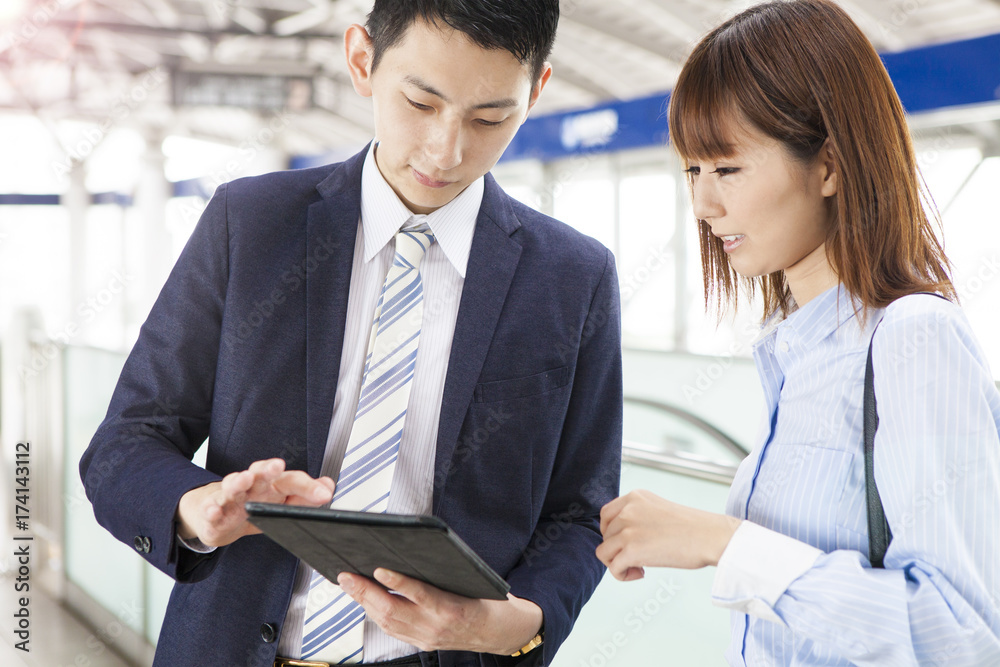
[779,341,790,352]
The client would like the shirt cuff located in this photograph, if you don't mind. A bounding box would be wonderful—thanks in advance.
[177,533,218,554]
[711,521,822,626]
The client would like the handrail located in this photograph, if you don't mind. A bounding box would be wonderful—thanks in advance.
[622,440,738,484]
[623,395,750,458]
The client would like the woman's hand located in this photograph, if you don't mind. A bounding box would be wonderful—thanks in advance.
[596,489,742,580]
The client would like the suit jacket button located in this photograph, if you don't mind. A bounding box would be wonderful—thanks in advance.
[261,623,278,643]
[142,537,152,553]
[133,536,144,552]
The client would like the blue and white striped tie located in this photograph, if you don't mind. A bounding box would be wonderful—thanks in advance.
[300,225,436,663]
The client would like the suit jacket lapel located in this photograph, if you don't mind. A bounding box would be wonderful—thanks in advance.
[304,147,367,477]
[433,175,523,511]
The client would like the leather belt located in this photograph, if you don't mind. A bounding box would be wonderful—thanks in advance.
[274,654,432,667]
[274,659,332,667]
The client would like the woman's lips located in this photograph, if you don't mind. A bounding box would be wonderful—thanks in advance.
[721,234,746,253]
[411,168,451,189]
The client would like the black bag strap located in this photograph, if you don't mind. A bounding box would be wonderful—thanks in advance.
[863,335,891,568]
[864,291,949,569]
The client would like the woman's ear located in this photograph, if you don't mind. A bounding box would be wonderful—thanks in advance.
[344,24,375,97]
[819,138,838,198]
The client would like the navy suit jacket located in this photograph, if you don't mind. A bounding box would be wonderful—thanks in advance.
[80,146,623,667]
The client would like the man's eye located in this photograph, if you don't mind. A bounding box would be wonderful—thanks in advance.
[406,98,432,111]
[475,118,505,127]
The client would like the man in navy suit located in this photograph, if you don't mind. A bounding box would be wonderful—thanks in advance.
[80,2,622,665]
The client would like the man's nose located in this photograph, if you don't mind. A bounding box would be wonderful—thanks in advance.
[426,118,462,171]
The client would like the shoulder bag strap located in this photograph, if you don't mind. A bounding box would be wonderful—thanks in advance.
[864,333,892,569]
[865,291,949,568]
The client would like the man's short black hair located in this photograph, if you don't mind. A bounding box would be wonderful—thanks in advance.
[366,0,559,84]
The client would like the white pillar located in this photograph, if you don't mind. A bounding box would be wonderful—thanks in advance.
[134,133,172,327]
[66,160,88,327]
[672,152,688,351]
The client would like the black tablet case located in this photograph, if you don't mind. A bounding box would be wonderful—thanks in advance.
[245,503,510,600]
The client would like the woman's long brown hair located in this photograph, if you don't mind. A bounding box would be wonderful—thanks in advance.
[668,0,955,322]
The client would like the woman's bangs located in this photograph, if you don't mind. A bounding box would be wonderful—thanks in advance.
[669,86,743,164]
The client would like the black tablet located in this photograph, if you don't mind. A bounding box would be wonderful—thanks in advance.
[245,502,510,600]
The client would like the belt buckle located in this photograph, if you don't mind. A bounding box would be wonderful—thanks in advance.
[274,658,331,667]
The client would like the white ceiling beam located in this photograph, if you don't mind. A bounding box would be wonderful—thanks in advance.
[612,0,702,44]
[560,12,687,66]
[547,55,620,101]
[272,0,331,36]
[560,12,688,68]
[231,7,268,34]
[199,0,229,30]
[138,0,181,28]
[836,0,907,51]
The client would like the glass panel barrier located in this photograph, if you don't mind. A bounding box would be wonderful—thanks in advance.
[63,345,145,635]
[553,459,733,667]
[62,345,175,646]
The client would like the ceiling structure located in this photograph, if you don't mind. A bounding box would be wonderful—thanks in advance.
[2,0,1000,161]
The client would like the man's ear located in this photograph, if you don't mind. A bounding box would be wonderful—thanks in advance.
[523,62,552,120]
[819,138,838,198]
[344,24,375,97]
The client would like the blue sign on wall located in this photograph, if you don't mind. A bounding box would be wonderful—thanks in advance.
[498,31,1000,164]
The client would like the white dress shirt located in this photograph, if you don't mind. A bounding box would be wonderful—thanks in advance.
[277,142,484,661]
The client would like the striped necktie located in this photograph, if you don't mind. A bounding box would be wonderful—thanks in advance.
[300,225,436,663]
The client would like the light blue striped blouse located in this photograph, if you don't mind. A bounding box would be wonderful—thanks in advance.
[720,285,1000,666]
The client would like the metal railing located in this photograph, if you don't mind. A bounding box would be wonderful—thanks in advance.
[621,442,739,484]
[622,395,748,484]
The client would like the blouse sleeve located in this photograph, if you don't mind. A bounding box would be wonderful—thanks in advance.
[712,295,1000,666]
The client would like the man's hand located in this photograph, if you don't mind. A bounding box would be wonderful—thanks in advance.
[176,458,335,547]
[337,569,543,655]
[596,489,742,581]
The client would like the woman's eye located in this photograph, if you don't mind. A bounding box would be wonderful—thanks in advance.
[711,167,740,176]
[683,166,700,176]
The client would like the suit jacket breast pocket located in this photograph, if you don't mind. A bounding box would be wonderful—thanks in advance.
[473,367,570,404]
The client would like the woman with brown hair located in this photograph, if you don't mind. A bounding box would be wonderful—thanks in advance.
[597,1,1000,664]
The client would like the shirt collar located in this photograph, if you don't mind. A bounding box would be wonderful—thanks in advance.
[359,142,483,278]
[753,284,861,351]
